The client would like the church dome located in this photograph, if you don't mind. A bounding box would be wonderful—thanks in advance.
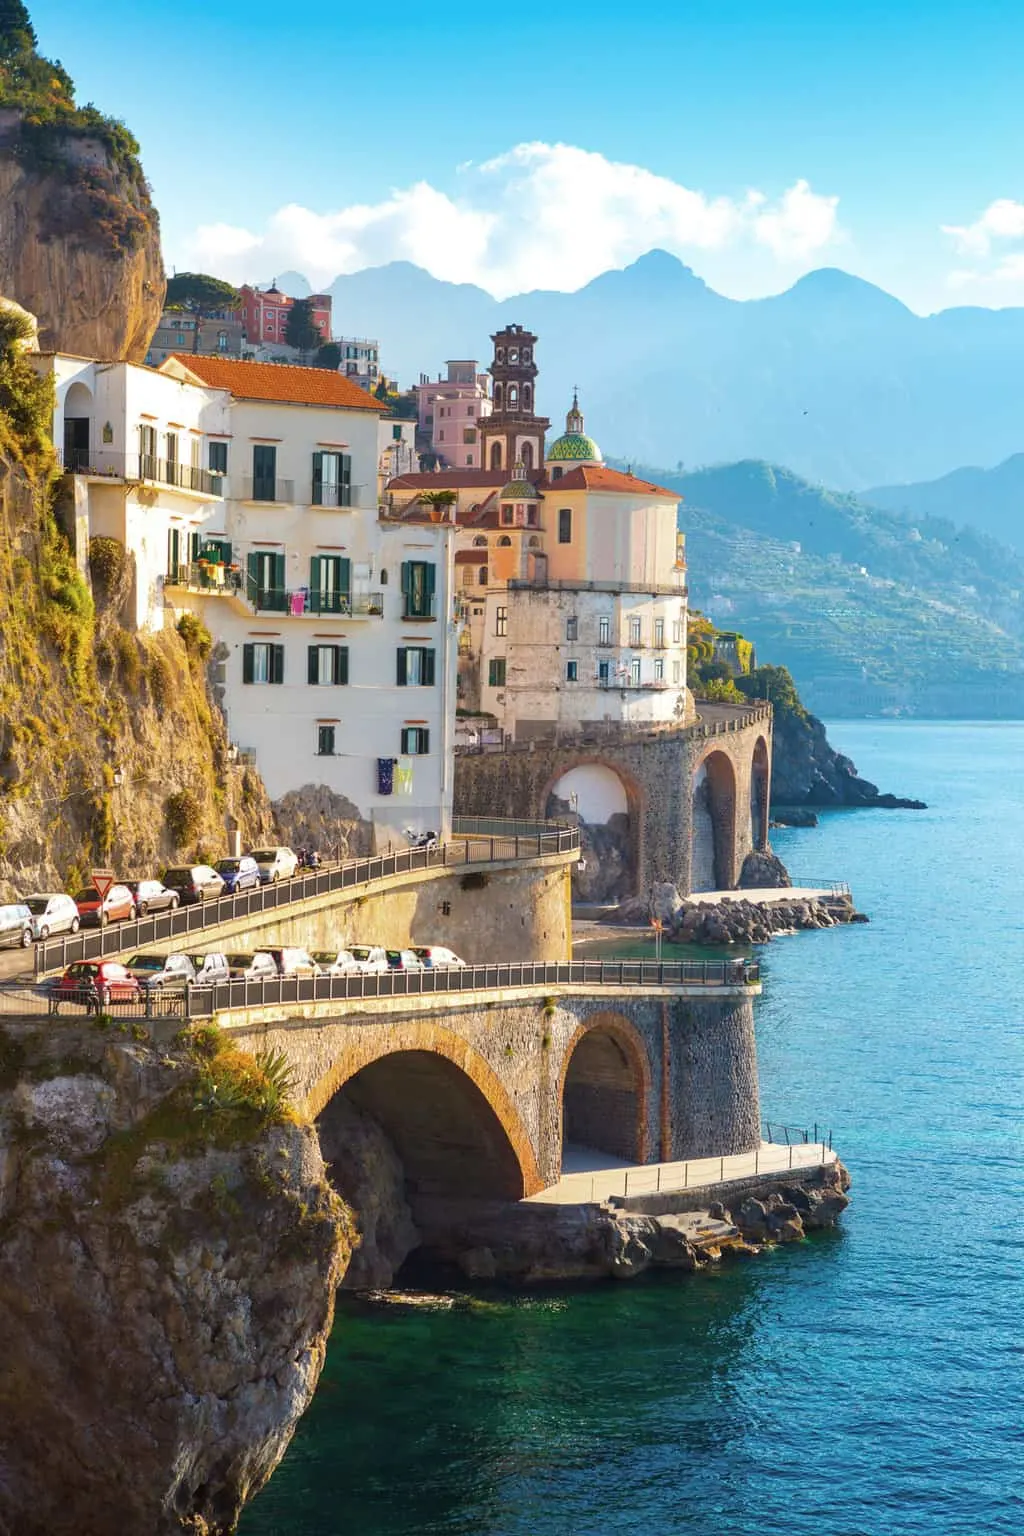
[546,392,602,464]
[500,459,540,499]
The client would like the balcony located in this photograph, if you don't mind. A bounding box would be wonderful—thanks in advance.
[401,594,438,621]
[167,562,243,596]
[241,476,296,504]
[246,581,384,618]
[60,450,223,498]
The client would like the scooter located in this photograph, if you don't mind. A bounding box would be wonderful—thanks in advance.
[404,828,439,850]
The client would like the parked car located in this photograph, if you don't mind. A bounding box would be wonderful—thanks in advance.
[348,944,389,974]
[412,945,466,970]
[22,893,80,941]
[49,960,141,1013]
[125,952,196,990]
[0,903,33,949]
[385,948,425,972]
[162,865,225,905]
[252,847,299,884]
[125,879,179,917]
[313,948,362,976]
[191,953,232,984]
[75,884,136,928]
[213,855,261,894]
[263,946,320,978]
[226,952,279,982]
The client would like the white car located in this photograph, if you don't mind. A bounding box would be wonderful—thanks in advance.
[349,944,389,974]
[412,945,466,970]
[251,846,299,884]
[23,893,81,941]
[314,949,362,976]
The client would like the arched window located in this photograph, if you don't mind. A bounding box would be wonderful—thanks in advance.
[489,441,503,471]
[528,535,541,548]
[497,535,512,546]
[478,565,489,585]
[496,348,505,363]
[494,382,504,409]
[473,535,487,547]
[522,383,532,410]
[521,441,534,470]
[508,384,518,409]
[522,346,531,363]
[508,347,519,364]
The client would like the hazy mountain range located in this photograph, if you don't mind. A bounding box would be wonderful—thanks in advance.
[268,253,1024,492]
[866,455,1024,555]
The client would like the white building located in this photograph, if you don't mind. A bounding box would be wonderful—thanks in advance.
[32,352,228,631]
[160,355,457,845]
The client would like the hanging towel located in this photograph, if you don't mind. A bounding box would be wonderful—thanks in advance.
[377,757,395,796]
[395,758,413,796]
[290,589,306,616]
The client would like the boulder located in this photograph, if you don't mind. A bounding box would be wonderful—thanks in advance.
[738,849,792,889]
[649,881,685,925]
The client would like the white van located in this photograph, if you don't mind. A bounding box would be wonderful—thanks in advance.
[251,847,299,884]
[23,893,81,940]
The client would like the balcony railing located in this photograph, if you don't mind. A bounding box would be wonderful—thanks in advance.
[60,449,223,496]
[241,477,296,503]
[167,562,243,594]
[401,595,438,620]
[245,579,384,617]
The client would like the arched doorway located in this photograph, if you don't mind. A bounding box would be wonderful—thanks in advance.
[691,750,738,890]
[751,736,770,852]
[62,380,93,471]
[561,1019,648,1164]
[546,761,638,902]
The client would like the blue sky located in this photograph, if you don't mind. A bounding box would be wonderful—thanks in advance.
[29,0,1024,311]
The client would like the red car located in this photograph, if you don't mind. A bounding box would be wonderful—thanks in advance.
[75,883,137,927]
[49,961,141,1014]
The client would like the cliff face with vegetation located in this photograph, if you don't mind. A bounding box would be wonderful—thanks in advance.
[0,6,163,359]
[0,307,273,896]
[0,1019,353,1535]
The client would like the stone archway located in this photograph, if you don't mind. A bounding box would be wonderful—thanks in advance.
[544,759,643,903]
[691,749,738,890]
[559,1014,651,1165]
[751,735,770,852]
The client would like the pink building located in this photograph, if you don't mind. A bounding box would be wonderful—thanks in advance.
[238,284,332,347]
[413,359,492,470]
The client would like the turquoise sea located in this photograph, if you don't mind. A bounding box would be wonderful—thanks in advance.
[242,722,1024,1536]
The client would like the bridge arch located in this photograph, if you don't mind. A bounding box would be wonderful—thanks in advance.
[559,1012,651,1164]
[542,757,644,902]
[691,748,738,890]
[309,1026,542,1200]
[751,735,770,852]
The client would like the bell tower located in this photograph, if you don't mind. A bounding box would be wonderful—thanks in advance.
[480,324,550,475]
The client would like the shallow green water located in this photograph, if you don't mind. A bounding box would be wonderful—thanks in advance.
[243,722,1024,1536]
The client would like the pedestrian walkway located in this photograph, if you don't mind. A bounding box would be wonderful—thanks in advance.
[687,886,847,906]
[526,1139,837,1205]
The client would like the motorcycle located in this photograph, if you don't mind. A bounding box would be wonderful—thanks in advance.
[404,828,439,850]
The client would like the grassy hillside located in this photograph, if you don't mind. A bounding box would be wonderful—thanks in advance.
[865,453,1024,556]
[635,460,1024,717]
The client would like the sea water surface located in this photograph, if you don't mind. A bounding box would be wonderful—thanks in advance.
[243,722,1024,1536]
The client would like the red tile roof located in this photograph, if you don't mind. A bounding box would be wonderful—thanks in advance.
[388,470,541,491]
[550,466,678,498]
[166,355,385,411]
[387,466,677,499]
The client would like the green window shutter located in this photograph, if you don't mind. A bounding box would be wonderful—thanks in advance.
[339,556,351,595]
[340,453,352,506]
[400,562,411,598]
[242,644,255,684]
[309,555,322,602]
[270,644,284,685]
[272,552,286,591]
[425,563,436,601]
[337,646,349,685]
[396,648,408,686]
[312,451,324,505]
[400,727,411,754]
[189,531,201,562]
[308,645,319,685]
[423,648,436,686]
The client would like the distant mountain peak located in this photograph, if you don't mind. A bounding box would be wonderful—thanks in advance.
[778,267,912,314]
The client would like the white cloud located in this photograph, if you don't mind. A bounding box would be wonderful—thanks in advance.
[180,142,841,297]
[942,199,1024,298]
[943,198,1024,258]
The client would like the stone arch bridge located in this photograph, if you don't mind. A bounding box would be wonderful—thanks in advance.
[453,703,773,899]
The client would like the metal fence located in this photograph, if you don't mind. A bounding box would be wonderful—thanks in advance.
[762,1118,833,1150]
[0,982,188,1021]
[452,814,574,839]
[33,829,582,977]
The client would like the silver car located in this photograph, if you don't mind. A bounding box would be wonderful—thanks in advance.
[23,893,81,941]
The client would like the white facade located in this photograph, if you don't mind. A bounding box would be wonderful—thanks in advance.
[159,358,457,845]
[33,353,229,631]
[377,417,418,487]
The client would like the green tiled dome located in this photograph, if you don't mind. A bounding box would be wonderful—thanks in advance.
[500,477,539,498]
[548,431,602,462]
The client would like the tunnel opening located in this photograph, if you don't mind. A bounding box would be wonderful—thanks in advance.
[691,750,738,891]
[562,1024,645,1165]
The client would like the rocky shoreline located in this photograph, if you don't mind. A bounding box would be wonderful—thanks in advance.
[772,705,926,810]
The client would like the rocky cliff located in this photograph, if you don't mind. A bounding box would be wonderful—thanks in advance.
[771,704,925,809]
[0,1020,354,1535]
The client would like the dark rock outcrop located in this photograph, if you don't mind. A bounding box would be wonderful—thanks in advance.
[772,706,926,809]
[0,1022,352,1536]
[668,892,861,946]
[738,849,792,888]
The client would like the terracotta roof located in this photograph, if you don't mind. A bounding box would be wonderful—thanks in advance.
[388,469,542,491]
[165,355,385,411]
[454,550,484,565]
[550,466,678,498]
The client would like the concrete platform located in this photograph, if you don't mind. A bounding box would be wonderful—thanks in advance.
[687,886,844,905]
[526,1139,837,1205]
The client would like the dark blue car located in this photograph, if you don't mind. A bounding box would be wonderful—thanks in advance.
[213,855,261,893]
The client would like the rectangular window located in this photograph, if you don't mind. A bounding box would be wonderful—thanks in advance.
[598,616,611,646]
[629,617,642,646]
[500,504,513,526]
[401,726,430,755]
[139,424,157,479]
[565,660,579,683]
[312,450,352,508]
[495,605,508,637]
[166,432,178,480]
[654,618,665,648]
[208,440,227,475]
[598,659,611,687]
[307,644,349,686]
[246,549,286,611]
[252,444,276,501]
[309,555,351,614]
[401,560,436,619]
[672,620,683,645]
[396,647,436,686]
[566,616,578,642]
[317,724,336,757]
[488,657,506,687]
[654,657,665,681]
[630,656,641,687]
[558,507,572,544]
[672,659,681,684]
[463,428,476,444]
[242,642,284,685]
[467,454,474,465]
